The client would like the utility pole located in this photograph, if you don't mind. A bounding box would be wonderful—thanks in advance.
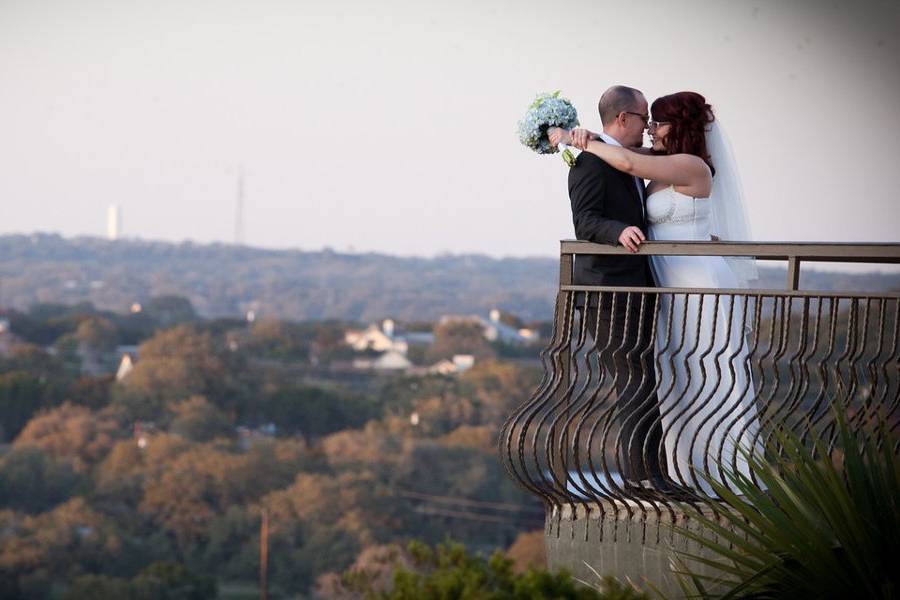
[259,507,269,600]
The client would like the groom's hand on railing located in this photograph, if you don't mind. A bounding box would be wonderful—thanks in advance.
[618,226,646,253]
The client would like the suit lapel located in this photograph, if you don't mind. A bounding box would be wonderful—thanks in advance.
[618,169,642,208]
[597,134,645,213]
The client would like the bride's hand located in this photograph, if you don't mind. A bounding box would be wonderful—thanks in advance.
[570,128,594,150]
[547,127,572,147]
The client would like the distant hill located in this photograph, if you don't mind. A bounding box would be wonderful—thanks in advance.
[1,234,897,322]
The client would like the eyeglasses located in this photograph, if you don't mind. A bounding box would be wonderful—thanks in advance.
[648,120,670,130]
[623,111,649,125]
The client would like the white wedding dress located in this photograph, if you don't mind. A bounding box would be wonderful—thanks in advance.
[645,185,763,496]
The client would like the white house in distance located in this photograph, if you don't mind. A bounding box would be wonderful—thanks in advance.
[439,309,539,346]
[426,354,475,375]
[344,319,435,356]
[345,319,405,353]
[345,310,538,374]
[346,320,420,371]
[352,349,413,371]
[346,319,481,374]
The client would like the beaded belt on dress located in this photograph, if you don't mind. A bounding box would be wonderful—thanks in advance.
[648,196,698,225]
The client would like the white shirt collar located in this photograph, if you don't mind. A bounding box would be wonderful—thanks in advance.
[598,132,624,147]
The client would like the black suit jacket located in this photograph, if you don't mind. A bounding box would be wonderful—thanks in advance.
[568,149,654,288]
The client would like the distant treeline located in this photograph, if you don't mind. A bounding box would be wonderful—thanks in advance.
[1,234,897,322]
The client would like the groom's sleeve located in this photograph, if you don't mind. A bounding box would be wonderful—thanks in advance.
[568,156,628,246]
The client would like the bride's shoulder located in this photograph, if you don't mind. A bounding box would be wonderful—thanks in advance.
[665,154,713,188]
[670,153,711,172]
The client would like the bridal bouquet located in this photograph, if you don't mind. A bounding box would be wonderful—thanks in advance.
[517,91,579,167]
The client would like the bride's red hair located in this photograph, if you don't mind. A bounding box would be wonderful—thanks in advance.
[651,92,715,173]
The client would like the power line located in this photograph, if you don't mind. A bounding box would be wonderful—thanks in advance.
[412,506,544,526]
[394,489,544,515]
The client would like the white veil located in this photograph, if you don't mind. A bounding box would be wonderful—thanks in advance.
[706,121,758,287]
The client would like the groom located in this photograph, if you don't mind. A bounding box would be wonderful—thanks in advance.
[557,85,668,493]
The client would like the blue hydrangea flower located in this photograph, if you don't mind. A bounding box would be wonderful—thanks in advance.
[517,91,579,166]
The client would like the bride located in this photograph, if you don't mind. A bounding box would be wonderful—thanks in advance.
[550,92,763,496]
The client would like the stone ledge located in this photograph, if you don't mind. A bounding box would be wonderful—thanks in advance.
[545,500,739,596]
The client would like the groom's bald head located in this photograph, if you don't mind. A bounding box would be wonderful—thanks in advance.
[598,85,644,125]
[598,85,647,147]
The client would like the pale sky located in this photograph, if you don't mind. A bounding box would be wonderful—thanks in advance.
[2,0,899,258]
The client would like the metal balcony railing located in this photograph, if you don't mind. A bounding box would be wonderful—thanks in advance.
[499,241,900,531]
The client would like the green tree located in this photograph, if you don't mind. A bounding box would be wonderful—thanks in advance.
[169,396,233,442]
[13,403,121,472]
[142,296,197,327]
[308,321,356,364]
[262,471,392,590]
[0,370,58,441]
[94,438,146,506]
[137,437,309,553]
[0,340,67,374]
[66,375,114,411]
[427,321,495,363]
[196,505,257,581]
[62,563,217,600]
[72,316,119,353]
[243,319,311,360]
[325,540,624,600]
[138,446,235,548]
[131,561,216,600]
[113,325,246,421]
[0,498,141,594]
[407,395,479,437]
[257,385,373,437]
[8,303,96,345]
[458,361,542,427]
[319,421,404,472]
[64,574,132,600]
[0,447,80,513]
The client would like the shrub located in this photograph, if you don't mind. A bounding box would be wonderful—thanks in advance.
[673,414,900,599]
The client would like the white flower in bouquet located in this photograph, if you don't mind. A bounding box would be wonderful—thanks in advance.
[517,91,579,167]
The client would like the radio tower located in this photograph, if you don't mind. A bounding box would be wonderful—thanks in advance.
[234,168,245,246]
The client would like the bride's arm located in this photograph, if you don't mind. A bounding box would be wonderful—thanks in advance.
[573,131,651,154]
[549,128,709,188]
[586,142,708,187]
[570,128,599,147]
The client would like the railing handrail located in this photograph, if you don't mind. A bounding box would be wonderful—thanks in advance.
[559,284,900,300]
[561,240,900,263]
[561,240,900,291]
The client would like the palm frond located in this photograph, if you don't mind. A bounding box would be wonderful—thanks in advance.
[670,405,900,599]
